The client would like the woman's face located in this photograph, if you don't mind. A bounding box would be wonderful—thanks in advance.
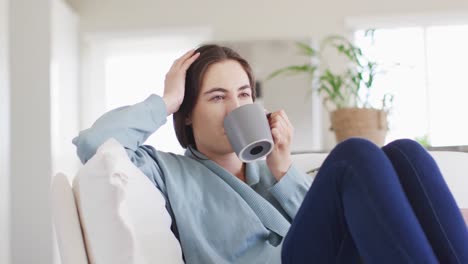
[189,59,254,156]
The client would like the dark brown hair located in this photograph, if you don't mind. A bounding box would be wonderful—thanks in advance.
[173,44,257,149]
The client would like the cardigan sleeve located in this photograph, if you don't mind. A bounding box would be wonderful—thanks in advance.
[268,164,313,219]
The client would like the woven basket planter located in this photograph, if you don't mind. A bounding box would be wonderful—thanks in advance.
[330,108,388,146]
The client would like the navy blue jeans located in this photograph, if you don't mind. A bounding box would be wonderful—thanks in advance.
[282,138,468,263]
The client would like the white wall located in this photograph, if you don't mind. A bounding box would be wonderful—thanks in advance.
[10,0,54,263]
[0,0,10,263]
[71,0,468,41]
[8,0,80,263]
[9,0,54,261]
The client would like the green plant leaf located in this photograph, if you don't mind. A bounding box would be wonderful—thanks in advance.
[318,84,335,99]
[267,64,317,80]
[265,32,389,111]
[295,42,317,56]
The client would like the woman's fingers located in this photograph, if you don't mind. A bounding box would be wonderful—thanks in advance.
[275,110,293,130]
[174,49,197,69]
[269,110,293,131]
[279,110,293,129]
[272,127,281,144]
[162,49,199,114]
[268,110,293,146]
[181,52,200,71]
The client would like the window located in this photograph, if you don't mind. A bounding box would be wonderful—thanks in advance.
[354,24,468,147]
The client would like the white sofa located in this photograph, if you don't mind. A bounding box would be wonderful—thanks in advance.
[51,139,468,264]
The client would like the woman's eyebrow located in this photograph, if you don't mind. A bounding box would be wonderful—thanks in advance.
[203,85,251,95]
[238,85,251,92]
[203,87,228,95]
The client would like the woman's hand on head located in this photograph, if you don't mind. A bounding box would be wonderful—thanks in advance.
[162,49,200,115]
[266,109,294,181]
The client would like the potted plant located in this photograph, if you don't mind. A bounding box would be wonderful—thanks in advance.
[268,33,393,146]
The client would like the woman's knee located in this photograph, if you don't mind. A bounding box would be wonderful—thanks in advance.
[328,137,387,167]
[386,138,424,150]
[326,138,398,190]
[383,138,428,158]
[333,137,381,156]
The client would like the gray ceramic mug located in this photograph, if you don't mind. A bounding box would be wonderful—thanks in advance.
[223,103,274,162]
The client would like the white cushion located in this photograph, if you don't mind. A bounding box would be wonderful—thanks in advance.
[429,151,468,208]
[291,153,328,175]
[72,138,184,264]
[51,172,89,264]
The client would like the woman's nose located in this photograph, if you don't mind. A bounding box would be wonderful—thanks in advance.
[226,98,241,113]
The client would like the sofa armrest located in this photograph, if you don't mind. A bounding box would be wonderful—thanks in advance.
[462,209,468,225]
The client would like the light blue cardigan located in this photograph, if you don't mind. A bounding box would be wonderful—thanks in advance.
[73,94,312,264]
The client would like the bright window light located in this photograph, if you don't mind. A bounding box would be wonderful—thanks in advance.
[355,25,468,147]
[426,25,468,146]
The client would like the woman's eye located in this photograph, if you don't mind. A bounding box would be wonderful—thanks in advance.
[212,95,224,102]
[240,93,251,98]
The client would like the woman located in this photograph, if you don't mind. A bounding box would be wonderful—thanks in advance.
[73,45,468,263]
